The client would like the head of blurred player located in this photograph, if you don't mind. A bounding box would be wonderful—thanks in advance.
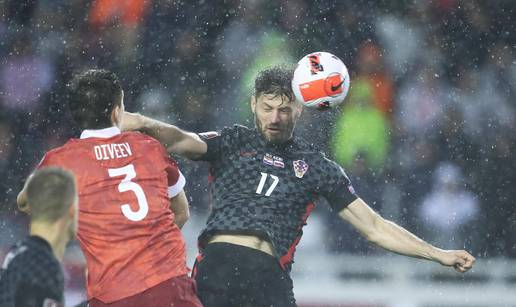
[26,167,79,247]
[251,66,302,145]
[68,69,124,130]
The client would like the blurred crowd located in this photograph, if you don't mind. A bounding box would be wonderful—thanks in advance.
[1,0,515,268]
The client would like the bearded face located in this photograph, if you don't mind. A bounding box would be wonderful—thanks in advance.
[252,94,302,145]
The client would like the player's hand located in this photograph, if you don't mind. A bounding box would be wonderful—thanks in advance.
[121,112,143,131]
[436,249,476,273]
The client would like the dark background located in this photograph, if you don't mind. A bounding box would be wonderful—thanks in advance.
[0,0,514,270]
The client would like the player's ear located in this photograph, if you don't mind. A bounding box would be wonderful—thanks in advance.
[250,95,257,114]
[293,99,303,119]
[69,197,78,218]
[296,101,303,117]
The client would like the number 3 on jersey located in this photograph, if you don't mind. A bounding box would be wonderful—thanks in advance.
[256,172,279,196]
[108,164,149,221]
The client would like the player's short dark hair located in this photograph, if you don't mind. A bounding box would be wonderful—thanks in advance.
[68,69,123,129]
[26,167,76,223]
[254,66,295,103]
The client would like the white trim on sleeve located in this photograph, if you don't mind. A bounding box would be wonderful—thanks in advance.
[167,170,186,198]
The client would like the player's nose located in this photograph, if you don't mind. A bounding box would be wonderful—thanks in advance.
[270,110,281,123]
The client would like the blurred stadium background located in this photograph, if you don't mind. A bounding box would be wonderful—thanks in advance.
[1,1,515,306]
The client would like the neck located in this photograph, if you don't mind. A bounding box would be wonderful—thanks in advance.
[30,221,69,261]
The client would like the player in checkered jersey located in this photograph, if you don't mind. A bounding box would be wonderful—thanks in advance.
[16,69,202,307]
[123,66,476,307]
[1,167,78,307]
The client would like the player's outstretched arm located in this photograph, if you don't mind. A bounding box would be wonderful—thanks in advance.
[339,198,476,273]
[169,190,190,229]
[122,112,207,160]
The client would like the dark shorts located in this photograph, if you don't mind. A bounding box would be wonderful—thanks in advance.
[192,242,296,307]
[88,275,203,307]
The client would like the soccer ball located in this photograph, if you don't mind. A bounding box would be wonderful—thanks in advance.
[292,52,350,109]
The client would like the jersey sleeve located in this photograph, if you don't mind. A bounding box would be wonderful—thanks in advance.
[36,152,56,169]
[0,250,63,307]
[194,125,239,162]
[318,158,358,212]
[157,143,186,198]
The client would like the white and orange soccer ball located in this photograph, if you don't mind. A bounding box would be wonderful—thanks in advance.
[292,52,350,109]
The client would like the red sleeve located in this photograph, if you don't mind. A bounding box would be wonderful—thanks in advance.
[163,153,186,199]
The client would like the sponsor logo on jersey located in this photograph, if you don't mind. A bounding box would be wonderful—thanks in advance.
[263,154,274,166]
[293,160,309,178]
[263,153,284,168]
[273,160,285,168]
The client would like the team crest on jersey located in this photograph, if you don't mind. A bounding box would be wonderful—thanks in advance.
[263,153,284,168]
[293,160,309,178]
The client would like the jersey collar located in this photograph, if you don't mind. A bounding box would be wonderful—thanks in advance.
[80,127,121,139]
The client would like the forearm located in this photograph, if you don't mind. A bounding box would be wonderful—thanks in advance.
[138,116,186,148]
[341,199,475,271]
[133,114,206,159]
[369,217,444,261]
[340,199,444,262]
[169,191,190,229]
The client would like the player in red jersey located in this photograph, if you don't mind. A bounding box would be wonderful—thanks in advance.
[17,69,202,307]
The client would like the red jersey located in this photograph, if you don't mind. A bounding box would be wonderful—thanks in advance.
[38,127,189,303]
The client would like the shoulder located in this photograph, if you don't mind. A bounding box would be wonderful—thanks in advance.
[309,151,350,178]
[221,124,253,137]
[2,241,30,273]
[39,138,89,165]
[1,238,63,305]
[41,142,72,161]
[318,154,346,172]
[292,136,315,152]
[289,136,325,160]
[37,143,73,168]
[201,124,254,143]
[3,239,58,275]
[231,124,252,132]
